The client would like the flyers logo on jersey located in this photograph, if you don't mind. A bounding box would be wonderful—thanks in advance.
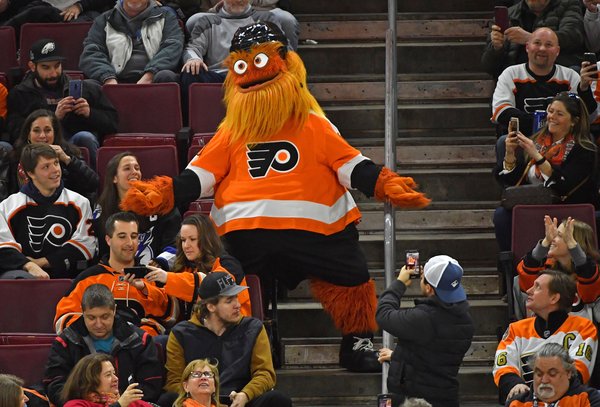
[27,215,73,253]
[247,141,299,178]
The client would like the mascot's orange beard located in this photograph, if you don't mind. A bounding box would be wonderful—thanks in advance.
[220,44,325,145]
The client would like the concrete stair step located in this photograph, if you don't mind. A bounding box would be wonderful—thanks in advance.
[285,268,500,300]
[299,19,488,42]
[291,0,496,14]
[299,42,485,76]
[325,103,493,134]
[357,208,494,232]
[281,336,497,367]
[358,232,499,269]
[351,168,499,202]
[309,79,494,104]
[276,366,497,404]
[275,299,507,337]
[358,144,496,168]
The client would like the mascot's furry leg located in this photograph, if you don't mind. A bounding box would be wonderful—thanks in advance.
[311,279,380,372]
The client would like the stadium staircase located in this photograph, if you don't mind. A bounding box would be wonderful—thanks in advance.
[273,1,505,406]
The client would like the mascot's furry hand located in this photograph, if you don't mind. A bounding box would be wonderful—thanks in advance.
[120,176,175,216]
[374,167,431,208]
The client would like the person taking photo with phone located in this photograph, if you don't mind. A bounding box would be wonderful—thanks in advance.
[375,255,474,407]
[493,91,600,252]
[6,38,118,169]
[54,211,176,336]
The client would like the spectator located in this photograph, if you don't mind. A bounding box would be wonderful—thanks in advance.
[54,211,176,336]
[173,359,220,407]
[0,0,114,41]
[180,0,284,88]
[513,215,600,320]
[0,374,29,407]
[375,255,474,407]
[93,152,180,268]
[11,109,98,200]
[80,0,183,85]
[0,143,96,279]
[163,271,292,407]
[583,0,600,53]
[481,0,585,79]
[144,214,252,321]
[507,343,600,406]
[45,284,163,406]
[7,38,118,168]
[493,91,600,252]
[491,27,596,138]
[60,353,152,407]
[493,270,598,404]
[0,81,7,137]
[185,0,298,50]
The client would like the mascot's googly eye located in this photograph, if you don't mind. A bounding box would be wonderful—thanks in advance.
[233,60,248,74]
[253,53,269,68]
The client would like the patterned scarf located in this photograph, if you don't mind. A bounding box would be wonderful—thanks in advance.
[532,132,575,179]
[86,391,119,406]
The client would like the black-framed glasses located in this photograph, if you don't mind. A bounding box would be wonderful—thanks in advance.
[190,371,215,379]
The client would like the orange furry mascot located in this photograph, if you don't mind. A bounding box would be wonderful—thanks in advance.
[122,22,430,372]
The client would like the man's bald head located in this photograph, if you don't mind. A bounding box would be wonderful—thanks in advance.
[526,27,560,74]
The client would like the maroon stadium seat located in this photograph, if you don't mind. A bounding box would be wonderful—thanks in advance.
[188,83,225,136]
[0,343,53,385]
[0,27,18,87]
[245,274,264,321]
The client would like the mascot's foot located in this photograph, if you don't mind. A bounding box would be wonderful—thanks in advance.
[339,333,380,373]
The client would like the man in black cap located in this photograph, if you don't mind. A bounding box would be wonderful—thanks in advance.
[163,271,292,407]
[6,38,117,167]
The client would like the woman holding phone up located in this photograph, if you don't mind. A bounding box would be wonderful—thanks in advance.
[493,91,600,252]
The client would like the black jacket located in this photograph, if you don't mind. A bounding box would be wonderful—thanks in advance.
[6,72,118,143]
[43,316,163,406]
[375,280,474,407]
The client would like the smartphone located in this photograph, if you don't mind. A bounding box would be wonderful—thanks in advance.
[584,52,598,79]
[377,394,393,407]
[124,266,149,279]
[69,79,82,99]
[406,250,420,279]
[509,117,519,135]
[494,6,509,33]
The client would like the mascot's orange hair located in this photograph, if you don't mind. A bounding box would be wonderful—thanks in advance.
[220,42,324,145]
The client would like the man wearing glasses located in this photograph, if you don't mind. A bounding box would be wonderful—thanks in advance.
[164,272,291,407]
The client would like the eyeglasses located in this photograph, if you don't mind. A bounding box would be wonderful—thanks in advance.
[189,371,215,379]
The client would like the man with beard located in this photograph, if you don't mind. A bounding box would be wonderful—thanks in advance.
[54,211,174,336]
[493,270,598,404]
[6,39,117,168]
[79,0,183,85]
[163,271,291,407]
[507,343,600,406]
[491,27,596,138]
[481,0,585,79]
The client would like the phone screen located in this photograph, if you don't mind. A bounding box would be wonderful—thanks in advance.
[124,266,148,279]
[509,117,519,135]
[494,6,509,33]
[406,250,420,279]
[69,79,82,99]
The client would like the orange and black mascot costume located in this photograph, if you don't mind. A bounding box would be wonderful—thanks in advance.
[122,22,430,372]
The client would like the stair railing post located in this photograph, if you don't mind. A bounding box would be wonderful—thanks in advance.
[382,0,398,395]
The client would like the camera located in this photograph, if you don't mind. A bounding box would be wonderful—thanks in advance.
[584,52,598,80]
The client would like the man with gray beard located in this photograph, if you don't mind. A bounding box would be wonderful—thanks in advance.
[507,343,600,406]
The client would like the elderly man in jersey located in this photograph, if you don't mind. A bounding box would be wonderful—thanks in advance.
[121,22,430,372]
[493,270,598,404]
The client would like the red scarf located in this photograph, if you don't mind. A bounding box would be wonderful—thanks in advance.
[532,132,575,179]
[86,391,119,406]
